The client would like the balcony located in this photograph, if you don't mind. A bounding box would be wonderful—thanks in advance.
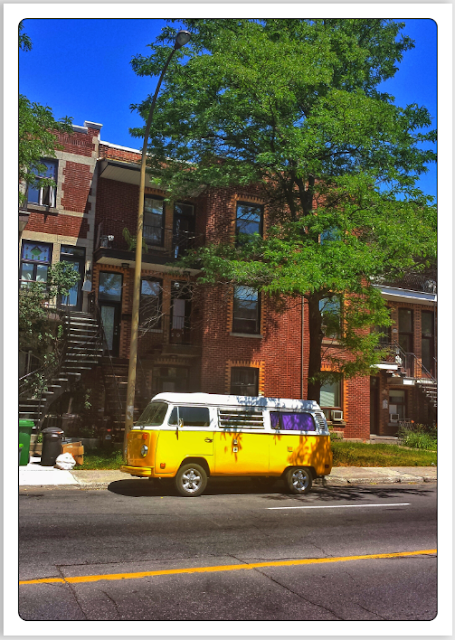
[93,224,202,274]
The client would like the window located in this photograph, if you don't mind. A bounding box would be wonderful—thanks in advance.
[140,278,162,329]
[389,389,406,421]
[373,323,391,348]
[320,227,341,244]
[319,296,341,338]
[20,241,52,288]
[98,272,122,301]
[230,367,259,396]
[235,202,263,243]
[143,196,164,246]
[152,367,189,394]
[218,408,264,429]
[270,412,316,431]
[169,406,210,427]
[27,159,58,207]
[398,308,413,353]
[233,286,260,334]
[320,379,342,421]
[136,402,168,427]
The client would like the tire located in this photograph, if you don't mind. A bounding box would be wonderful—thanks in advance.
[175,463,207,497]
[285,467,313,495]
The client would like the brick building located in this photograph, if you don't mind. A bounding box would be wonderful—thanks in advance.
[19,122,437,441]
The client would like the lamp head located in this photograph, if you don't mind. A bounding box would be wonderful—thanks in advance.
[174,30,191,50]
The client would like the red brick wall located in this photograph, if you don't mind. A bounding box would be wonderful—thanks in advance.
[199,286,304,399]
[24,212,89,238]
[55,129,97,157]
[61,162,93,213]
[99,144,141,163]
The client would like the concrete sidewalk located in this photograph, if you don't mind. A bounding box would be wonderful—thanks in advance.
[19,456,437,489]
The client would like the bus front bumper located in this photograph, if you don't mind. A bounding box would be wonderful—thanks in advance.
[120,465,154,477]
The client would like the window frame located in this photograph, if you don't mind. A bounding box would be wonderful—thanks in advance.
[26,159,58,208]
[98,271,123,302]
[143,195,165,247]
[319,378,342,421]
[319,295,342,339]
[232,286,261,335]
[19,241,53,288]
[389,389,406,421]
[235,202,263,244]
[139,277,162,330]
[230,366,259,397]
[398,308,414,353]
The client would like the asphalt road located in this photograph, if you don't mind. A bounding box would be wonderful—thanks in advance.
[19,479,437,621]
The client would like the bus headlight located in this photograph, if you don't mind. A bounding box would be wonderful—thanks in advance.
[140,445,148,457]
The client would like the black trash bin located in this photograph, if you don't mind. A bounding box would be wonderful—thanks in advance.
[41,427,64,467]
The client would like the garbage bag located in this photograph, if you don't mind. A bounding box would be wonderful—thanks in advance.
[55,452,76,470]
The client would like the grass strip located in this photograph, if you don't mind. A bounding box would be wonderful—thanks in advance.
[75,442,436,470]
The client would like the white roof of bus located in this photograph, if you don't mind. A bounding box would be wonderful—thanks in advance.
[150,392,321,410]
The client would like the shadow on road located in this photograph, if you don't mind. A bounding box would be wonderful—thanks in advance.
[107,478,434,500]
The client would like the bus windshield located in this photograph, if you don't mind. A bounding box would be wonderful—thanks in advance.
[135,402,168,427]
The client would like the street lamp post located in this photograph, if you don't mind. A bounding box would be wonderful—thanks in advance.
[123,30,191,456]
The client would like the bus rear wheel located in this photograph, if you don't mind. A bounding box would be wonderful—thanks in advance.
[285,467,312,495]
[175,463,207,497]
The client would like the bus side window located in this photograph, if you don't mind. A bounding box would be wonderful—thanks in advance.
[270,412,315,431]
[169,406,210,427]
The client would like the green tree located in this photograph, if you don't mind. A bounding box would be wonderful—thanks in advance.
[19,262,80,396]
[19,22,73,205]
[130,19,436,402]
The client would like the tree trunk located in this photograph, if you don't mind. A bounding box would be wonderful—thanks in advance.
[307,293,323,403]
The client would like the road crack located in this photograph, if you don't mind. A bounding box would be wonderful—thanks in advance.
[55,565,88,620]
[253,568,345,620]
[355,602,387,620]
[101,589,122,619]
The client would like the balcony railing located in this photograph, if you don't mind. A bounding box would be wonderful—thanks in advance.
[378,342,437,382]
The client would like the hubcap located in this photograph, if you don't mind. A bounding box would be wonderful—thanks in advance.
[182,469,202,493]
[291,469,309,491]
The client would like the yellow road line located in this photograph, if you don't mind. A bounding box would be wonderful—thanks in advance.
[20,549,436,586]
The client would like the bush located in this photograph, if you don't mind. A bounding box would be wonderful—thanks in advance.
[398,423,437,450]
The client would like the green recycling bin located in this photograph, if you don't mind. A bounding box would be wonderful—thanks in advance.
[19,419,35,466]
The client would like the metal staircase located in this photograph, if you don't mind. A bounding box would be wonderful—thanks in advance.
[416,377,437,409]
[19,311,104,427]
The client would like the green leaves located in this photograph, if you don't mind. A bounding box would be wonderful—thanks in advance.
[130,19,436,396]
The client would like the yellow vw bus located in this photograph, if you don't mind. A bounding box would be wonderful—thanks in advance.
[120,392,332,497]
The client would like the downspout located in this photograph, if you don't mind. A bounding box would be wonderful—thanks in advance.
[301,296,305,399]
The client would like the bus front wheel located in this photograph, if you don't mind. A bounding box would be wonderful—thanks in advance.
[175,463,207,497]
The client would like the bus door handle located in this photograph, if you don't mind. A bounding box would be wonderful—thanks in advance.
[205,438,213,443]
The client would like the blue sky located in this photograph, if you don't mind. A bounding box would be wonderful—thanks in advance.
[19,18,437,198]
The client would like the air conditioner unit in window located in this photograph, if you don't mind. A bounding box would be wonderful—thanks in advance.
[389,413,400,423]
[331,410,343,422]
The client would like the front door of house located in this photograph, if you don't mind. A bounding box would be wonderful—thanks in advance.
[98,271,123,357]
[59,246,85,311]
[100,303,121,357]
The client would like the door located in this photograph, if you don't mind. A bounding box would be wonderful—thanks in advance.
[155,405,214,476]
[213,408,269,475]
[172,202,195,258]
[100,303,121,356]
[370,377,380,434]
[170,282,192,344]
[59,246,85,311]
[98,272,123,357]
[421,310,435,376]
